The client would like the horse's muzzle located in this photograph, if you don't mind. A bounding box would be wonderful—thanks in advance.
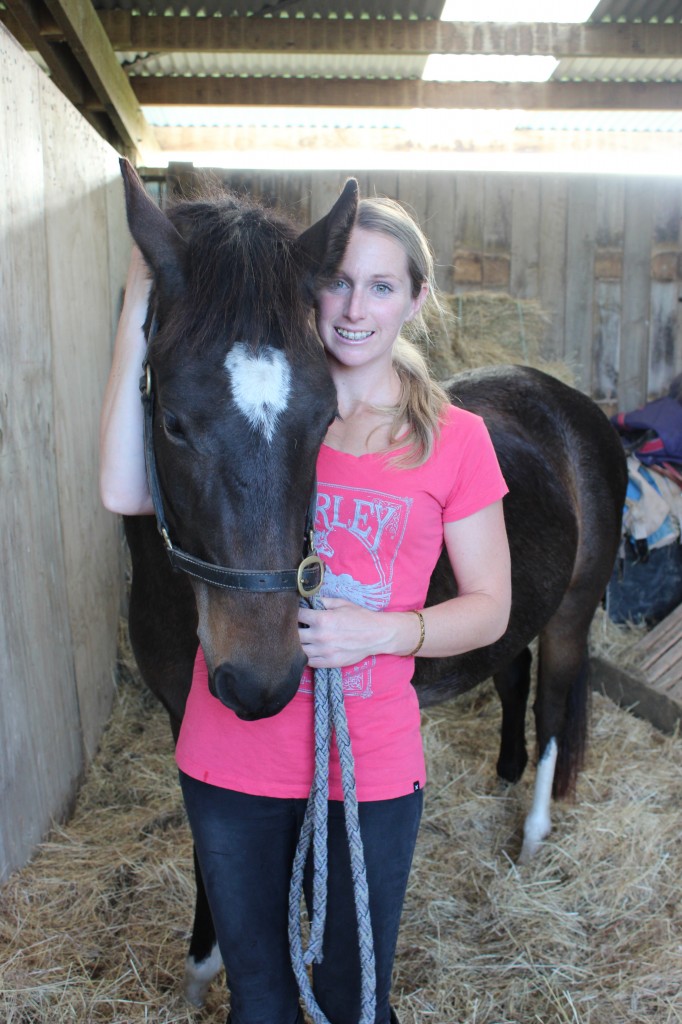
[209,653,306,720]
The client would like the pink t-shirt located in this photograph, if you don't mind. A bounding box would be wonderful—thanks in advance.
[176,404,507,801]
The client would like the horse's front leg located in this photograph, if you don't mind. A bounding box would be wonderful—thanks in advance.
[167,709,222,1006]
[184,846,223,1006]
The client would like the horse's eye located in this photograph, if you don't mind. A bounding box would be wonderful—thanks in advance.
[162,410,185,441]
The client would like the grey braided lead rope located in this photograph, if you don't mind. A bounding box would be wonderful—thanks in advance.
[288,596,377,1024]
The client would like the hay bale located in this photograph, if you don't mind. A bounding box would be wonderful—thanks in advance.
[417,291,574,385]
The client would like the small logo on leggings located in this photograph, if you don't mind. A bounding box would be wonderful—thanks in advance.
[413,781,420,791]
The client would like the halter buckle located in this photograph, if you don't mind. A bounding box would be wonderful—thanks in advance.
[297,554,325,599]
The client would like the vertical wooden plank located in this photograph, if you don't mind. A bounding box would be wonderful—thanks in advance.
[621,178,655,410]
[366,171,399,199]
[274,170,311,226]
[483,174,512,253]
[482,174,512,290]
[0,25,83,880]
[510,174,541,299]
[452,171,485,293]
[592,177,625,405]
[537,176,568,362]
[593,280,621,406]
[648,179,682,397]
[41,87,123,763]
[397,170,429,233]
[425,173,456,293]
[564,176,597,391]
[648,282,679,398]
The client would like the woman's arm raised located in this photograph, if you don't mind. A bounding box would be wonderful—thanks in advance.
[99,246,154,515]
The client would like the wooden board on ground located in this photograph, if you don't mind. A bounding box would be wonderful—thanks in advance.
[591,603,682,734]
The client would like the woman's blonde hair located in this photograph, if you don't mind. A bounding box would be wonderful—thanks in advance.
[355,196,450,467]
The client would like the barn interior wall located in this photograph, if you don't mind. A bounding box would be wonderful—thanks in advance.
[0,24,129,881]
[164,166,682,413]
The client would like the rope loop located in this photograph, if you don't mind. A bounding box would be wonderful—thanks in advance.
[288,596,377,1024]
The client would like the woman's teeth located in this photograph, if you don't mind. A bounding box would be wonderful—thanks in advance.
[336,327,373,341]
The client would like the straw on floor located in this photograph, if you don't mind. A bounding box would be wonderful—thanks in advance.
[1,613,681,1024]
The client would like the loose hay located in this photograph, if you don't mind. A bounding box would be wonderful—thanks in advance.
[2,621,681,1024]
[417,291,574,386]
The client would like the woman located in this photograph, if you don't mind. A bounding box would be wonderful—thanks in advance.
[100,194,511,1024]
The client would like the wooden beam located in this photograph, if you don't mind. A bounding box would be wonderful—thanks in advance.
[591,655,682,736]
[39,0,158,157]
[98,14,682,59]
[129,77,682,112]
[3,0,89,106]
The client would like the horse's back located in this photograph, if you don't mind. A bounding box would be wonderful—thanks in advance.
[414,365,627,705]
[456,366,627,580]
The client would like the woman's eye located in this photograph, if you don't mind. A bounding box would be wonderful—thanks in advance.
[329,279,348,292]
[373,283,391,295]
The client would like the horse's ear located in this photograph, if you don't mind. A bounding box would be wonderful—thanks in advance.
[296,177,358,278]
[119,157,187,300]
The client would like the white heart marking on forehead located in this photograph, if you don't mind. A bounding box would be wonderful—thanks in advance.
[224,343,292,443]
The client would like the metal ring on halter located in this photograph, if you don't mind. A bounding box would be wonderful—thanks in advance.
[145,362,152,397]
[297,554,325,599]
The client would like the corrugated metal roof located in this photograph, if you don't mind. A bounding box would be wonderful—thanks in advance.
[123,52,427,78]
[92,1,446,17]
[91,0,682,20]
[591,0,682,20]
[123,52,682,87]
[555,56,682,80]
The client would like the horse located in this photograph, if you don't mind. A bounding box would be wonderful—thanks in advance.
[117,159,627,1005]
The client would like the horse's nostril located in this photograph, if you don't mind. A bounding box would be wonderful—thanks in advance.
[210,664,237,708]
[210,657,306,721]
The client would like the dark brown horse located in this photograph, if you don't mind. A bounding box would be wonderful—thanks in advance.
[118,160,627,1004]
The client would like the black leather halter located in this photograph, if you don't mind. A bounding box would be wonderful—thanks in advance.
[139,330,324,599]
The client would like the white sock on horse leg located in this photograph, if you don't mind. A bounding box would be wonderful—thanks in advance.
[519,737,558,863]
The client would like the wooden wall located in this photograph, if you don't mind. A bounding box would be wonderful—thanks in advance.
[161,166,682,413]
[0,24,129,880]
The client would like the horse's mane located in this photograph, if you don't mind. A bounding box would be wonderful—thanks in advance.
[158,185,319,357]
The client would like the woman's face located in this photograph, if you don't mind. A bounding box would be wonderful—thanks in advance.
[316,226,427,373]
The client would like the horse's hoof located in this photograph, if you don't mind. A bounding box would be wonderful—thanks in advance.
[518,815,550,863]
[184,942,223,1007]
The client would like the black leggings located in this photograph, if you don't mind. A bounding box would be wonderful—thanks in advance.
[180,772,423,1024]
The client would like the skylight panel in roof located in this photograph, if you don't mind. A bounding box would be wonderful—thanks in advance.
[439,0,599,21]
[422,54,559,82]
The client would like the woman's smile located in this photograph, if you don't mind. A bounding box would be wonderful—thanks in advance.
[335,326,375,343]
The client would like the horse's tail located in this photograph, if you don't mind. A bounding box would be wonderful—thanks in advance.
[552,650,590,800]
